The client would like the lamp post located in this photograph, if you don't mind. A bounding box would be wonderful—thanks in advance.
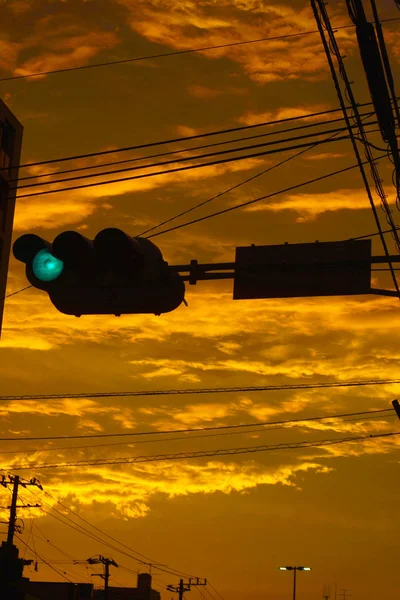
[278,566,311,600]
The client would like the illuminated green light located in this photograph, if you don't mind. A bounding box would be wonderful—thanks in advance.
[32,248,64,282]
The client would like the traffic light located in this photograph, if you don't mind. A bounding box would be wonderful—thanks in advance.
[13,228,185,316]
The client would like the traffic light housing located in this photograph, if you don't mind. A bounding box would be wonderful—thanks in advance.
[13,228,185,316]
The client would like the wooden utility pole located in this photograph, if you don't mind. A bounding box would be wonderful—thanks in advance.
[0,475,42,546]
[88,555,118,600]
[0,475,42,599]
[167,577,207,599]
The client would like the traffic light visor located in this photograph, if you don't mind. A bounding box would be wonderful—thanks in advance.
[32,248,64,281]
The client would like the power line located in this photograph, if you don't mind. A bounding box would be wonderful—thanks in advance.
[43,490,197,580]
[13,132,359,199]
[1,412,394,456]
[349,226,400,240]
[23,488,198,580]
[12,126,363,191]
[145,154,387,238]
[311,1,400,294]
[139,110,376,236]
[1,18,399,82]
[207,582,225,600]
[15,533,75,583]
[4,101,381,171]
[1,377,398,405]
[5,431,399,470]
[2,285,33,301]
[11,113,377,184]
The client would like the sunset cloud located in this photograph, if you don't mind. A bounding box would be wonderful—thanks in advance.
[243,188,390,221]
[116,0,356,83]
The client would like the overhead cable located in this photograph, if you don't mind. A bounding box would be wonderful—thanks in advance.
[4,431,399,470]
[312,0,400,294]
[1,378,398,404]
[15,534,75,583]
[12,125,366,191]
[13,132,361,198]
[140,110,375,236]
[24,487,198,579]
[1,412,394,456]
[3,101,382,171]
[145,154,386,239]
[1,17,399,82]
[0,408,397,456]
[10,113,377,184]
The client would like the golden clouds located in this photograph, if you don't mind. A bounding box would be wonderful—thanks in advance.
[14,153,266,231]
[237,104,334,126]
[2,460,333,519]
[243,188,379,221]
[116,0,353,83]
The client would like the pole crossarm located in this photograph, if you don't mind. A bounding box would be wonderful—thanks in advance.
[167,577,207,599]
[87,556,118,600]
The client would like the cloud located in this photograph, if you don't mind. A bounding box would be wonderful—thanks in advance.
[116,0,356,83]
[304,152,347,161]
[14,153,266,230]
[14,31,120,79]
[237,104,334,126]
[243,188,389,221]
[1,459,333,519]
[188,84,247,98]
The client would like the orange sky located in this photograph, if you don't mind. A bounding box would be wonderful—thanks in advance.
[1,1,400,599]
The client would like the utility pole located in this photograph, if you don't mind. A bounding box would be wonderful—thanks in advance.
[0,475,43,599]
[338,589,351,600]
[167,577,207,599]
[0,474,42,546]
[88,555,118,600]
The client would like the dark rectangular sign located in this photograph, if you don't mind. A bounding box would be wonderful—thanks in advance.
[233,239,372,299]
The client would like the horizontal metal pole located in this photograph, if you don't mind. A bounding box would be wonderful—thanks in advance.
[169,255,400,274]
[181,273,233,282]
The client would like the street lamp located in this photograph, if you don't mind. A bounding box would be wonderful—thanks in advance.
[278,566,311,600]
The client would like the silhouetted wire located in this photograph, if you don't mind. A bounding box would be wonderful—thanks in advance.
[203,587,217,600]
[13,133,357,198]
[2,377,398,405]
[145,155,387,239]
[13,125,365,191]
[15,533,75,583]
[25,488,198,579]
[22,516,92,583]
[2,17,399,82]
[11,113,376,184]
[207,582,225,600]
[312,0,400,294]
[0,410,395,451]
[5,431,399,470]
[1,285,33,302]
[349,226,400,240]
[139,113,376,236]
[2,101,382,171]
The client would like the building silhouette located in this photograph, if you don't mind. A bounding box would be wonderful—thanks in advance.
[93,573,161,600]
